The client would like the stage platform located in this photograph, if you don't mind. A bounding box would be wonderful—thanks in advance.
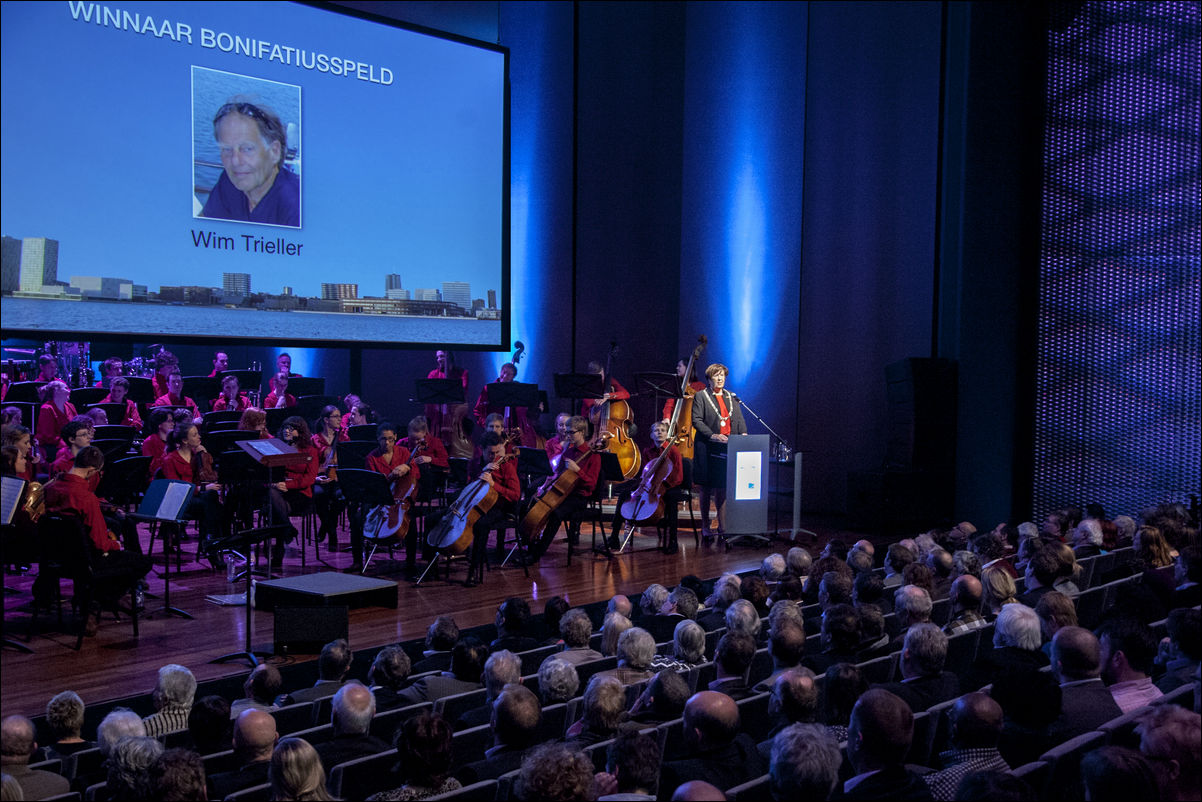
[254,571,398,612]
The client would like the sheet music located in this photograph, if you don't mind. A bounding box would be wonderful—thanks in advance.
[159,482,191,520]
[1,476,26,526]
[247,439,285,456]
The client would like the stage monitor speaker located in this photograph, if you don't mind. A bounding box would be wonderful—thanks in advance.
[274,606,348,655]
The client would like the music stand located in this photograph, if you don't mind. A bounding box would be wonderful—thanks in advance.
[69,386,108,406]
[337,469,399,573]
[414,378,465,406]
[3,382,41,403]
[1,479,34,653]
[517,447,552,478]
[131,479,196,620]
[337,441,376,470]
[124,376,155,403]
[219,370,263,396]
[486,381,539,410]
[182,376,220,407]
[210,523,295,668]
[553,373,604,404]
[286,377,325,397]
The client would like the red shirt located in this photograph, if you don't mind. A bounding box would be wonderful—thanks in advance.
[663,381,707,421]
[643,443,684,489]
[561,443,601,498]
[281,441,319,497]
[162,450,214,486]
[261,391,297,409]
[36,402,77,454]
[212,394,250,412]
[153,374,170,398]
[311,429,349,469]
[101,395,142,428]
[482,456,521,505]
[366,444,419,485]
[545,436,566,461]
[580,377,630,418]
[142,433,167,477]
[400,435,449,470]
[45,472,120,552]
[151,393,201,420]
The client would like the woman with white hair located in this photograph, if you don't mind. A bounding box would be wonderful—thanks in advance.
[142,664,197,737]
[651,620,707,672]
[969,602,1049,688]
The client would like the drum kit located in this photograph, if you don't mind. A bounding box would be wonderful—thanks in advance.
[1,341,159,388]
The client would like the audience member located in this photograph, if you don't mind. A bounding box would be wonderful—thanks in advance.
[943,575,987,636]
[558,608,604,665]
[768,722,841,802]
[232,663,283,718]
[857,604,891,658]
[786,547,812,582]
[952,550,982,581]
[597,627,657,685]
[1072,519,1106,559]
[971,603,1049,687]
[760,669,820,757]
[106,735,163,801]
[537,656,580,706]
[397,637,488,705]
[565,675,627,748]
[492,597,540,653]
[657,691,766,801]
[922,693,1009,801]
[697,576,740,631]
[928,547,955,600]
[883,543,916,588]
[269,737,334,802]
[515,742,594,802]
[97,708,146,756]
[848,548,875,578]
[805,603,861,673]
[0,715,69,799]
[459,684,543,783]
[1172,545,1201,609]
[188,695,233,755]
[761,553,786,584]
[1049,626,1124,739]
[313,682,389,775]
[629,670,690,727]
[141,664,197,737]
[597,730,662,802]
[641,584,670,619]
[819,571,854,610]
[876,623,961,713]
[824,663,867,742]
[608,594,634,620]
[1018,548,1061,608]
[412,616,459,674]
[981,563,1019,619]
[1034,590,1078,652]
[754,621,806,691]
[541,595,571,644]
[1080,745,1163,802]
[708,631,758,700]
[601,612,634,656]
[892,585,934,645]
[854,572,892,615]
[991,670,1063,767]
[208,709,278,800]
[41,691,93,759]
[1157,608,1202,693]
[670,780,726,800]
[954,769,1036,801]
[457,650,521,729]
[368,712,460,801]
[368,646,413,712]
[1135,704,1201,802]
[280,638,352,704]
[149,748,207,802]
[1098,616,1164,712]
[842,688,933,799]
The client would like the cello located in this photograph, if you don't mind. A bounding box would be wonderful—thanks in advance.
[364,440,425,542]
[426,432,520,556]
[519,433,609,545]
[590,343,641,481]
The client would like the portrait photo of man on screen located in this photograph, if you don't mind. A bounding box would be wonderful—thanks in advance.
[193,68,302,229]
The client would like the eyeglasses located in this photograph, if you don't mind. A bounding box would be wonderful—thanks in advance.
[216,101,270,124]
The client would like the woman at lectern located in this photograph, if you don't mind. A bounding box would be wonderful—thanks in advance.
[691,363,747,543]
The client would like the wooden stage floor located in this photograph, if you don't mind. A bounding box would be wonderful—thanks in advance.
[1,511,864,719]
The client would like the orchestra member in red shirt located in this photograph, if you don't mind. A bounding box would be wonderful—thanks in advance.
[2,425,38,484]
[267,353,302,394]
[262,372,298,409]
[44,446,152,635]
[50,419,95,480]
[212,375,250,412]
[237,407,271,439]
[266,416,319,566]
[162,422,226,568]
[311,405,348,550]
[35,380,76,458]
[95,357,124,389]
[141,409,174,478]
[528,415,601,562]
[151,350,179,399]
[357,422,418,574]
[544,413,571,462]
[151,369,202,421]
[580,360,631,421]
[208,351,230,378]
[101,377,143,429]
[425,350,469,451]
[607,421,685,554]
[36,355,59,383]
[662,358,706,423]
[400,415,449,504]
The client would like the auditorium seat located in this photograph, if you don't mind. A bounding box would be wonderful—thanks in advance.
[1010,759,1051,791]
[429,779,498,801]
[518,643,561,676]
[449,723,493,767]
[327,748,399,799]
[857,652,897,684]
[1040,730,1106,798]
[727,773,770,801]
[1074,585,1108,630]
[272,701,320,735]
[736,693,773,742]
[435,688,489,728]
[223,782,270,802]
[369,701,433,740]
[944,628,981,682]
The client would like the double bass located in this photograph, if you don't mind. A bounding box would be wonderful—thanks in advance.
[669,335,707,461]
[590,344,641,480]
[519,434,609,544]
[426,433,520,556]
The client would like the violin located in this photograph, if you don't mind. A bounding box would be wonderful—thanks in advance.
[427,433,519,555]
[519,435,609,544]
[590,343,641,481]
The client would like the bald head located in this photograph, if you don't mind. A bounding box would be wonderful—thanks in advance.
[950,575,983,611]
[848,689,913,772]
[671,780,727,801]
[685,691,740,750]
[232,709,277,761]
[1,715,36,764]
[950,692,1003,749]
[853,540,875,558]
[1052,625,1103,682]
[609,594,633,619]
[332,682,375,735]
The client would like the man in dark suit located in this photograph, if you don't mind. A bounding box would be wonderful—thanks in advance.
[840,688,934,800]
[313,683,390,777]
[656,691,767,800]
[490,597,540,653]
[368,646,412,712]
[456,684,542,783]
[206,709,277,801]
[279,638,352,705]
[754,620,806,692]
[644,586,699,643]
[1017,549,1060,608]
[803,603,862,674]
[396,637,488,706]
[1049,626,1123,740]
[707,631,758,701]
[874,623,960,714]
[411,615,459,674]
[1171,545,1201,609]
[455,650,521,730]
[0,715,70,800]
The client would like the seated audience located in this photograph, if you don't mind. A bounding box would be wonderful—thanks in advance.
[1135,704,1201,802]
[754,620,806,691]
[927,547,955,601]
[515,741,594,802]
[981,563,1019,619]
[1156,608,1201,693]
[142,663,197,737]
[368,712,460,801]
[656,691,767,800]
[891,585,934,647]
[769,722,841,802]
[943,575,987,636]
[629,670,690,727]
[596,730,662,802]
[842,688,933,800]
[1172,545,1201,609]
[954,769,1037,801]
[883,543,916,587]
[786,546,812,581]
[280,638,353,704]
[537,656,580,705]
[149,748,208,802]
[597,627,657,685]
[557,608,604,665]
[1080,745,1164,802]
[761,553,787,584]
[697,577,740,631]
[819,571,854,611]
[857,605,891,658]
[708,631,758,700]
[97,708,146,756]
[601,612,634,657]
[565,675,627,748]
[369,646,413,712]
[0,714,70,799]
[313,682,390,779]
[459,684,543,783]
[854,572,893,615]
[412,616,459,674]
[269,737,334,802]
[188,695,233,755]
[1018,548,1061,607]
[1035,590,1078,653]
[760,669,820,757]
[641,584,670,619]
[232,663,283,718]
[106,734,163,801]
[397,637,488,706]
[991,670,1063,767]
[41,690,94,759]
[1049,626,1124,739]
[875,623,961,713]
[922,693,1009,801]
[952,550,982,581]
[492,597,540,653]
[651,619,707,673]
[207,709,278,800]
[805,603,862,673]
[823,662,867,743]
[457,650,521,730]
[741,575,771,616]
[609,593,634,619]
[970,603,1049,688]
[1098,616,1164,712]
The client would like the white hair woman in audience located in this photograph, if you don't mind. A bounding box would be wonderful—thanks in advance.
[762,553,787,584]
[537,656,580,705]
[97,709,146,756]
[640,584,669,618]
[143,664,197,737]
[769,722,842,801]
[106,735,164,801]
[725,598,762,639]
[971,602,1050,688]
[786,547,812,580]
[597,628,656,685]
[269,737,333,801]
[43,691,91,758]
[600,611,632,657]
[652,619,707,672]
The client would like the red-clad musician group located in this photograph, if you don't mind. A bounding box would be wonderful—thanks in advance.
[1,344,748,604]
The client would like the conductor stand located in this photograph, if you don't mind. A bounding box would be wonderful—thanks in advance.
[210,523,294,669]
[738,400,817,543]
[132,479,197,620]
